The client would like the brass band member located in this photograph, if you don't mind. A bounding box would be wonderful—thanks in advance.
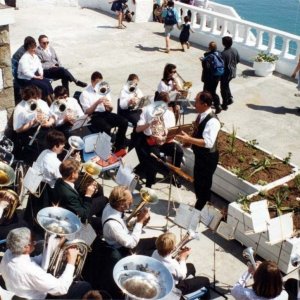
[152,232,210,299]
[13,85,55,164]
[79,71,128,152]
[102,186,156,257]
[54,159,108,234]
[0,227,92,299]
[118,73,144,127]
[136,94,183,188]
[176,91,220,211]
[50,86,85,138]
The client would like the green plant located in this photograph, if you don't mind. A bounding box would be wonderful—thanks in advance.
[238,155,246,163]
[237,194,251,213]
[228,167,245,179]
[227,127,237,154]
[294,174,300,191]
[246,156,281,179]
[246,139,259,149]
[269,187,291,216]
[254,51,278,63]
[283,152,292,164]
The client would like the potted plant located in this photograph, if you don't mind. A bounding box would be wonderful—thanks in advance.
[253,51,278,77]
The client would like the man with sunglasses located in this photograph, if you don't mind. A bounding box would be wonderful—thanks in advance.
[36,34,87,93]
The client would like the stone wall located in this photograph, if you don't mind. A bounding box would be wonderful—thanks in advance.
[0,24,14,117]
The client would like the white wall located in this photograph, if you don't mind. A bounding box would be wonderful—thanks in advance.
[16,0,78,7]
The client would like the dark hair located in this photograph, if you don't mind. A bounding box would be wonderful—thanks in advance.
[253,261,283,298]
[222,36,233,48]
[127,74,139,81]
[184,16,190,23]
[46,130,66,150]
[21,85,40,101]
[38,34,48,42]
[167,0,174,7]
[24,38,37,51]
[208,41,217,52]
[197,91,213,106]
[54,86,69,98]
[91,71,103,82]
[59,159,80,179]
[162,63,176,82]
[82,290,103,300]
[23,36,35,47]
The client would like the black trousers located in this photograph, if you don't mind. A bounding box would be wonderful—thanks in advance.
[118,108,142,127]
[17,78,53,100]
[44,67,76,92]
[220,76,233,105]
[91,111,128,150]
[138,135,183,187]
[194,152,219,210]
[203,79,220,108]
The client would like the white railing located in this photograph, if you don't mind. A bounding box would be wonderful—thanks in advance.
[174,2,300,76]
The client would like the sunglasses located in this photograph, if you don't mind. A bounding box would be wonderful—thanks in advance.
[58,95,68,99]
[171,70,177,74]
[42,41,49,45]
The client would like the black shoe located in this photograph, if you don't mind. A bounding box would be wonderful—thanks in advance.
[214,106,222,114]
[221,104,228,111]
[227,98,234,105]
[75,80,88,88]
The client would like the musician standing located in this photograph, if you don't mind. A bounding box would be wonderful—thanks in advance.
[176,91,220,211]
[0,227,92,299]
[79,71,128,153]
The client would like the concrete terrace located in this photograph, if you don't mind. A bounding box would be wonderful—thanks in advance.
[7,4,300,299]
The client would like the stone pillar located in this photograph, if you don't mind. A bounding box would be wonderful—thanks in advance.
[0,5,15,118]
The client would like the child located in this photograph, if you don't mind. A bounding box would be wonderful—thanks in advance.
[179,16,194,52]
[291,55,300,97]
[152,232,210,299]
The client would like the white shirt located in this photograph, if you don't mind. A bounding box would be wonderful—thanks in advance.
[152,250,187,284]
[17,52,43,80]
[50,97,84,126]
[34,149,61,188]
[157,79,173,93]
[0,250,75,299]
[13,99,51,131]
[79,84,112,113]
[196,108,221,149]
[119,84,143,110]
[102,203,143,249]
[137,102,175,136]
[231,271,288,300]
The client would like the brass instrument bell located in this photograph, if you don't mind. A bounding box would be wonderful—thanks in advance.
[0,162,15,186]
[98,81,110,96]
[82,161,102,177]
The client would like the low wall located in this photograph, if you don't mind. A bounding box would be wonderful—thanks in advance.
[16,0,78,7]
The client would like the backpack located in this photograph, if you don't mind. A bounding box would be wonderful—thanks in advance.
[205,52,224,76]
[164,8,177,25]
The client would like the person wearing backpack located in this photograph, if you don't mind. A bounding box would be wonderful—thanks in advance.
[161,0,180,53]
[200,41,223,114]
[220,36,240,110]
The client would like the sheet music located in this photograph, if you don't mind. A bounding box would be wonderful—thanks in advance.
[95,132,112,160]
[122,148,139,169]
[70,115,91,131]
[250,200,270,233]
[23,167,43,194]
[217,221,237,240]
[267,212,293,245]
[199,204,223,230]
[74,223,96,246]
[84,133,98,153]
[174,203,201,231]
[0,110,7,133]
[116,165,135,187]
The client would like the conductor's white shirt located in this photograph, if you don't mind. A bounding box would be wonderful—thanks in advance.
[13,99,51,131]
[119,85,143,110]
[79,84,112,113]
[34,149,61,188]
[17,52,43,80]
[102,203,143,249]
[0,250,75,300]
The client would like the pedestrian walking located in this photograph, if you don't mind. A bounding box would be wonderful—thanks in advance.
[179,16,194,52]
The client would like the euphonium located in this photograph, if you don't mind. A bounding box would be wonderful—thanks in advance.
[0,189,20,225]
[171,229,199,259]
[63,136,85,161]
[126,187,158,226]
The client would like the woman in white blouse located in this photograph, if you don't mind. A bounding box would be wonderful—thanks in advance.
[231,261,288,300]
[17,38,53,103]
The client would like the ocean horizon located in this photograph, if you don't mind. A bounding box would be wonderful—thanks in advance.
[213,0,300,36]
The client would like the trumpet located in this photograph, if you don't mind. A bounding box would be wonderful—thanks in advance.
[126,187,158,226]
[171,229,199,259]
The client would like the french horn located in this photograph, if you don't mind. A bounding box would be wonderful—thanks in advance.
[113,255,174,300]
[37,207,89,279]
[126,187,158,226]
[0,189,20,225]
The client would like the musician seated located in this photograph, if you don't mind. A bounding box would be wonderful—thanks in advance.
[102,186,156,257]
[54,159,108,234]
[231,261,288,300]
[24,130,66,231]
[118,73,144,127]
[79,71,128,153]
[50,86,85,138]
[152,232,210,299]
[12,85,55,164]
[135,96,183,188]
[0,227,92,299]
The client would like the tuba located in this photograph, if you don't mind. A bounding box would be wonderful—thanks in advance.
[126,187,158,227]
[171,229,199,259]
[113,255,174,300]
[37,206,90,279]
[0,189,20,225]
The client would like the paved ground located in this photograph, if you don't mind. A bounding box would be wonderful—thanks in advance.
[7,5,300,299]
